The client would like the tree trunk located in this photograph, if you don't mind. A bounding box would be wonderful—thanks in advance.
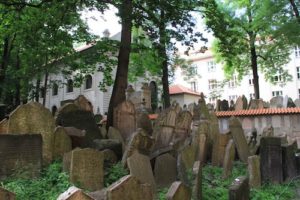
[14,51,21,106]
[289,0,300,23]
[0,37,11,102]
[250,38,260,99]
[42,71,48,106]
[35,78,40,102]
[106,0,132,129]
[159,10,171,108]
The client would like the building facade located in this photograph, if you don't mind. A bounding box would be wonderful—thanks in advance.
[173,47,300,106]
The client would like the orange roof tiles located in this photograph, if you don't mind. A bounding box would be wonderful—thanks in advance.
[169,85,201,96]
[148,114,158,120]
[216,107,300,117]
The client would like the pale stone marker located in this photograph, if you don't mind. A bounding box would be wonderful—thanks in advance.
[247,155,261,188]
[228,176,249,200]
[127,151,156,192]
[294,99,300,107]
[248,99,264,110]
[270,96,283,108]
[57,186,94,200]
[70,148,104,191]
[222,139,235,179]
[229,117,250,163]
[166,181,191,200]
[8,102,55,163]
[235,95,247,111]
[0,186,16,200]
[154,153,177,188]
[53,126,72,160]
[107,175,153,200]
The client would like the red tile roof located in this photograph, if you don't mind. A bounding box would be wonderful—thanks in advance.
[169,85,201,96]
[216,107,300,117]
[148,114,158,120]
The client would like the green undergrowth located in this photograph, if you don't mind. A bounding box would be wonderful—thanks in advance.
[0,161,72,200]
[104,162,129,187]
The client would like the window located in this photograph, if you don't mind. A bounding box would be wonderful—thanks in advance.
[52,83,58,96]
[297,67,300,79]
[191,65,198,75]
[207,61,216,72]
[295,46,300,58]
[272,74,283,83]
[249,78,254,85]
[228,76,237,88]
[85,75,92,89]
[250,93,255,99]
[66,79,73,93]
[190,81,197,92]
[272,91,283,97]
[208,79,218,90]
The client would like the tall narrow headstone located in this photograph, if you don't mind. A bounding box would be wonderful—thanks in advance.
[212,132,230,167]
[166,181,191,200]
[247,155,261,188]
[282,142,298,182]
[174,111,192,141]
[154,153,177,188]
[229,117,250,163]
[222,139,235,179]
[192,161,202,200]
[197,134,207,163]
[260,137,283,183]
[235,95,247,111]
[228,176,249,200]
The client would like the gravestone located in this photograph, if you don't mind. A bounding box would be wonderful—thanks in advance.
[8,102,55,163]
[63,126,86,148]
[136,112,152,135]
[166,181,191,200]
[228,176,249,200]
[154,153,177,188]
[102,149,118,166]
[127,152,156,192]
[198,134,207,163]
[229,117,250,163]
[212,132,231,167]
[220,100,229,111]
[121,128,154,166]
[260,137,283,183]
[174,111,192,141]
[294,99,300,107]
[248,99,264,110]
[0,186,16,200]
[53,126,72,160]
[177,144,197,185]
[57,186,94,200]
[0,134,42,180]
[247,155,261,188]
[270,96,283,108]
[209,112,220,142]
[0,118,8,134]
[113,100,136,142]
[56,103,101,147]
[235,95,247,111]
[74,95,93,112]
[192,161,202,200]
[282,142,298,182]
[70,148,104,191]
[107,126,125,152]
[107,175,153,200]
[222,139,235,179]
[198,96,210,120]
[93,139,122,159]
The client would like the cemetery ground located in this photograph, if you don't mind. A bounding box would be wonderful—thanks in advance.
[0,160,299,199]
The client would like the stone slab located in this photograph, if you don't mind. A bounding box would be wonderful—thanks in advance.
[166,181,191,200]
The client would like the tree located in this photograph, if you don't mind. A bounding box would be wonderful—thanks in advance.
[202,0,300,99]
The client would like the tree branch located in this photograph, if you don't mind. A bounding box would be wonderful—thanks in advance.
[289,0,300,24]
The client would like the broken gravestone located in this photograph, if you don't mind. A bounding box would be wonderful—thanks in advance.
[228,176,249,200]
[154,153,177,188]
[166,181,191,200]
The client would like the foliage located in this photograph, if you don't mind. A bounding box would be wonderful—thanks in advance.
[104,162,129,187]
[157,187,168,200]
[0,161,72,200]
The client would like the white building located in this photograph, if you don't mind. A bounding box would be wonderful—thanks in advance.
[173,47,300,106]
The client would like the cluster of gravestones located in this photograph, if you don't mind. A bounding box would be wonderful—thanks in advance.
[0,93,299,200]
[214,95,300,111]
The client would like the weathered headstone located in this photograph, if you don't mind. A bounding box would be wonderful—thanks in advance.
[212,132,231,167]
[0,187,16,200]
[282,142,298,182]
[192,161,202,200]
[174,111,192,141]
[177,144,197,185]
[63,126,86,148]
[70,148,104,191]
[294,99,300,107]
[127,152,156,192]
[56,103,102,147]
[107,126,125,151]
[248,99,264,110]
[270,96,283,108]
[235,95,247,111]
[8,102,55,163]
[74,95,93,112]
[53,126,72,160]
[0,118,8,134]
[113,100,136,142]
[222,139,235,179]
[57,186,94,200]
[93,139,122,159]
[0,134,42,179]
[197,134,207,163]
[247,155,261,188]
[136,112,153,135]
[228,176,249,200]
[166,181,191,200]
[229,117,250,163]
[154,153,177,188]
[107,175,153,200]
[260,137,283,183]
[141,83,152,110]
[220,100,229,111]
[102,149,118,166]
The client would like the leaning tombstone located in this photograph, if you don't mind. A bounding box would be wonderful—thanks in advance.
[107,175,153,200]
[228,176,249,200]
[212,132,231,167]
[166,181,191,200]
[53,126,72,160]
[247,155,261,188]
[192,161,202,200]
[57,186,94,200]
[197,134,208,163]
[260,137,283,183]
[222,139,236,179]
[229,117,250,163]
[154,153,177,188]
[235,95,247,111]
[7,102,55,163]
[70,148,104,191]
[0,186,16,200]
[113,100,136,143]
[177,144,197,185]
[282,142,298,182]
[0,134,42,180]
